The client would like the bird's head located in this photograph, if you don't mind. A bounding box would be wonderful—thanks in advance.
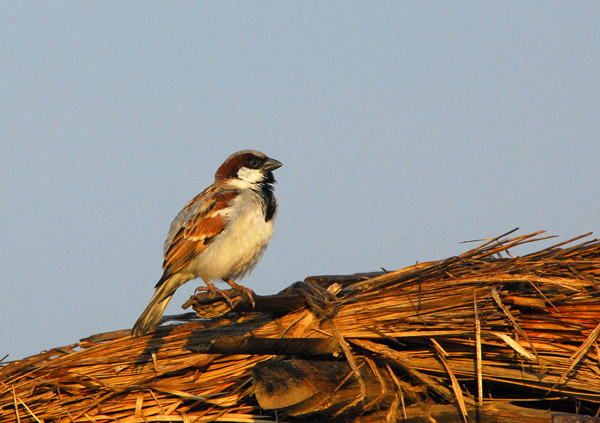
[215,150,282,190]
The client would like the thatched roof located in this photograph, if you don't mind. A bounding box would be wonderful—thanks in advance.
[2,229,600,422]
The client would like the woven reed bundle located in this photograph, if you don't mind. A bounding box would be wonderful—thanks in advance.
[1,229,600,422]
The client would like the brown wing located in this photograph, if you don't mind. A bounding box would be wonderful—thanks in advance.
[158,189,238,284]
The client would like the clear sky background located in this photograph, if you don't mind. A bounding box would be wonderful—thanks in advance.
[2,3,599,361]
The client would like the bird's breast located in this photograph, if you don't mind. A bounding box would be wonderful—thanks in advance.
[189,191,275,280]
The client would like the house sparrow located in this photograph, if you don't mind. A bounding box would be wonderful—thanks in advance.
[132,150,282,336]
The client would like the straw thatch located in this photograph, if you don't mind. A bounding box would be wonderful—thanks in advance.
[2,229,600,422]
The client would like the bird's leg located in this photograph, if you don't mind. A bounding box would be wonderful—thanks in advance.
[223,278,256,307]
[196,277,233,306]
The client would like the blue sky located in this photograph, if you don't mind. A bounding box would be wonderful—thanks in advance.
[2,2,599,360]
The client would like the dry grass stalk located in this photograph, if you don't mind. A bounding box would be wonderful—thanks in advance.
[1,229,600,422]
[473,292,483,407]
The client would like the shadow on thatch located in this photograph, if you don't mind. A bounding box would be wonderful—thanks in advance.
[2,229,600,422]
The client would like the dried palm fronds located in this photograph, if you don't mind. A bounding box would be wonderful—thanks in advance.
[1,229,600,422]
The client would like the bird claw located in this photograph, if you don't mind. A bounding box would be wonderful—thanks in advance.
[195,284,234,307]
[237,285,256,308]
[223,279,256,308]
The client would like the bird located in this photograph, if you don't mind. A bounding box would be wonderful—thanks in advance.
[132,150,282,336]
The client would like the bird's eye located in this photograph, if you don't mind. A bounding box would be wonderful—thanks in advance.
[248,158,261,168]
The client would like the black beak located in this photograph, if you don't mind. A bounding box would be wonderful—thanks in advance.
[263,157,283,171]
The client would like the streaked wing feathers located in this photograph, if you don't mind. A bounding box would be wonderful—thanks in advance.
[160,189,238,282]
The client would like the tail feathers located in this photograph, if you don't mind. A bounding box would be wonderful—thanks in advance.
[132,278,180,336]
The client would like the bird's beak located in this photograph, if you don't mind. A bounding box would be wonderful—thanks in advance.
[263,157,283,171]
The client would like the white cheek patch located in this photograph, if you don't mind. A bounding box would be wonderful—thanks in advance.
[235,167,264,187]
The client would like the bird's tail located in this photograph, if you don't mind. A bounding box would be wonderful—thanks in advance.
[132,278,180,336]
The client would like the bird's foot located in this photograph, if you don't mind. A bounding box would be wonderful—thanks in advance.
[195,282,233,307]
[223,278,256,308]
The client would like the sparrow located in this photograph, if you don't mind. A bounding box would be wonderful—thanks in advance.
[132,150,282,336]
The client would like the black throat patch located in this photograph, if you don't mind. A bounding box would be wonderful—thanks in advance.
[257,173,277,222]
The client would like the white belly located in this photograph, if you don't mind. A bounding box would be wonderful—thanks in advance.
[186,192,274,281]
